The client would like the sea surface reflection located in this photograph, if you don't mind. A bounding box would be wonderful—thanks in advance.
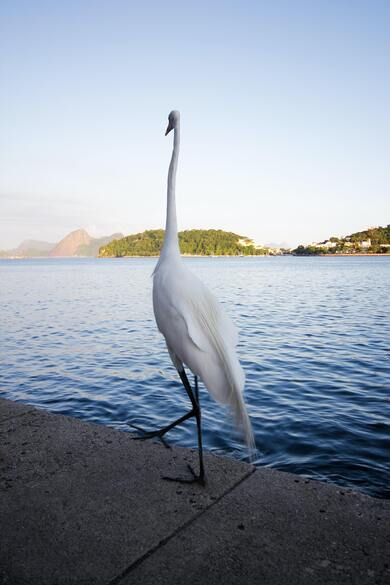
[1,256,389,498]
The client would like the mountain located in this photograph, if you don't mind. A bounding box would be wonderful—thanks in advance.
[76,233,124,257]
[4,239,56,257]
[2,230,123,258]
[49,229,124,257]
[99,229,269,257]
[49,229,92,257]
[264,241,290,249]
[16,239,55,253]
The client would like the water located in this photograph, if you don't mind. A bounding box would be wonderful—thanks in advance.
[1,256,389,498]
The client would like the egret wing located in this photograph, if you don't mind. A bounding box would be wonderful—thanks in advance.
[174,277,239,353]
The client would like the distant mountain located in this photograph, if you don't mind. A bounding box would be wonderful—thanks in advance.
[49,229,92,257]
[264,241,290,249]
[16,239,55,253]
[49,229,124,257]
[76,233,124,257]
[5,239,56,257]
[3,229,123,258]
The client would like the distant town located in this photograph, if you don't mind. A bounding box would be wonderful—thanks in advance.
[293,224,390,255]
[1,224,389,258]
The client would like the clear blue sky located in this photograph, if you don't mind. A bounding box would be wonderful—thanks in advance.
[1,0,389,248]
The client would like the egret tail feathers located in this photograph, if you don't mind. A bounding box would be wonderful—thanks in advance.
[197,305,256,460]
[227,379,256,462]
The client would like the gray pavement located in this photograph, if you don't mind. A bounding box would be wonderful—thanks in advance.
[0,397,389,585]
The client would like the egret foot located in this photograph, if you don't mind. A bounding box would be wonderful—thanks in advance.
[128,422,171,448]
[162,463,206,486]
[127,408,195,449]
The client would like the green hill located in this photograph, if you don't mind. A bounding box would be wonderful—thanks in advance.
[348,225,390,246]
[99,229,268,257]
[293,224,390,255]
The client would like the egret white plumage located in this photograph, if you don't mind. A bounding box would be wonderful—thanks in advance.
[131,110,255,484]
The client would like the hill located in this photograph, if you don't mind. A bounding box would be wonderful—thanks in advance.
[49,229,123,256]
[348,225,390,247]
[2,230,123,258]
[293,224,390,255]
[49,229,92,256]
[17,239,56,254]
[76,233,124,256]
[99,229,268,257]
[49,229,124,257]
[4,239,56,258]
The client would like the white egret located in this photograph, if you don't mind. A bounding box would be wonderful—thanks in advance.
[131,110,255,484]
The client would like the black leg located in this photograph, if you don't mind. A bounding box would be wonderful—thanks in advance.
[128,409,195,448]
[163,372,205,486]
[129,368,206,485]
[193,376,205,482]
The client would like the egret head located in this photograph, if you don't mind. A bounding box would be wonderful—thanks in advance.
[165,110,180,135]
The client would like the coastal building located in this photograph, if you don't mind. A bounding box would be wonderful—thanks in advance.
[237,238,254,247]
[360,239,371,249]
[313,240,337,249]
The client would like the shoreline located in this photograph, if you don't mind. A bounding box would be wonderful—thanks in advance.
[2,252,390,259]
[293,252,390,257]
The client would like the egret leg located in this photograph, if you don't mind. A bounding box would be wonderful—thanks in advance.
[163,372,205,486]
[128,409,195,448]
[129,410,194,438]
[193,375,205,482]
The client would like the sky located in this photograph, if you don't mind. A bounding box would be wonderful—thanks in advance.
[1,0,389,249]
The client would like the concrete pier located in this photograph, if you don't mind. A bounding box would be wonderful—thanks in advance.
[1,397,389,585]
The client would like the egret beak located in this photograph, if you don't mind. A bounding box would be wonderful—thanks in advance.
[165,121,174,135]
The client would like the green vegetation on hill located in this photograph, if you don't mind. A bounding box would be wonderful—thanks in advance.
[99,229,268,257]
[348,225,390,248]
[293,224,390,255]
[293,245,323,256]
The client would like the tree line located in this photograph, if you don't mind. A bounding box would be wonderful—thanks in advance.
[99,229,269,257]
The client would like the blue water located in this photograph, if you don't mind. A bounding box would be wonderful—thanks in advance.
[1,257,389,498]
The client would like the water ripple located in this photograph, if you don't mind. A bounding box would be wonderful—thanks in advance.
[0,256,389,498]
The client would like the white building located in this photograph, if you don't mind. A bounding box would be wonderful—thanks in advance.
[360,239,371,249]
[313,240,337,249]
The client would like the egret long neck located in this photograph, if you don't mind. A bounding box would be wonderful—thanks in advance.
[162,124,180,258]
